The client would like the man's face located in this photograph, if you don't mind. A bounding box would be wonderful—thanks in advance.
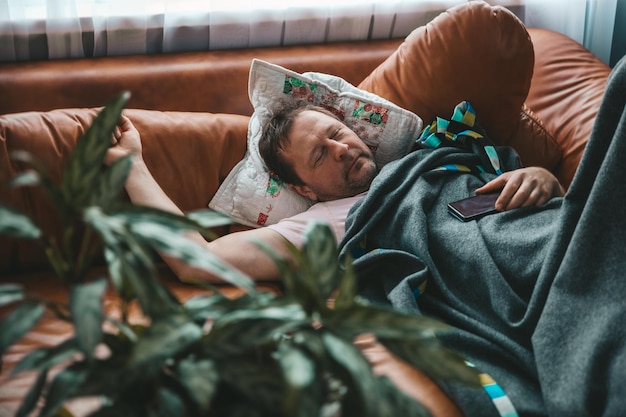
[283,110,377,202]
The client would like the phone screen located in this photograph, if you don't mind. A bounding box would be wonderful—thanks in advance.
[447,193,499,222]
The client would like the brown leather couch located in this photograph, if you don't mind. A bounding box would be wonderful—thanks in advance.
[0,1,612,416]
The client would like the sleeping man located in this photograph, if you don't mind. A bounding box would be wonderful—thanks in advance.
[106,56,626,417]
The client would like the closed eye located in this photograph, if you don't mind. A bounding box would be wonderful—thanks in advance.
[315,148,326,166]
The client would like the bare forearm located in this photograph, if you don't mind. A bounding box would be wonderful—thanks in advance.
[124,161,288,283]
[125,160,185,215]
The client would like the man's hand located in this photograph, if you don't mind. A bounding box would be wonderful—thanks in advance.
[475,166,565,211]
[105,115,142,166]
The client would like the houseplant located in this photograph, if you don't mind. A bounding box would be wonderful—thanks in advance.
[0,93,479,417]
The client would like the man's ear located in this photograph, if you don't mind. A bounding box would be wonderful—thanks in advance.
[290,184,318,201]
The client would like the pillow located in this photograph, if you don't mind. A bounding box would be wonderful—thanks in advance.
[209,59,423,228]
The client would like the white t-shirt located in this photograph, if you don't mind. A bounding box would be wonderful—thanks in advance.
[267,193,366,248]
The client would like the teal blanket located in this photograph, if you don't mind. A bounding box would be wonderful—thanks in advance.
[339,58,626,417]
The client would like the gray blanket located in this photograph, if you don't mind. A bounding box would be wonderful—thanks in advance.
[339,57,626,417]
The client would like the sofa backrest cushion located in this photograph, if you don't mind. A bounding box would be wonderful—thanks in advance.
[0,109,249,274]
[358,1,562,174]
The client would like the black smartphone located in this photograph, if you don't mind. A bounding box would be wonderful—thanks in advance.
[447,193,500,222]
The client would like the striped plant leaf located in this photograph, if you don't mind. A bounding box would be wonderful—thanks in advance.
[176,357,219,411]
[88,154,133,209]
[324,301,450,341]
[0,301,44,356]
[70,278,107,360]
[126,216,256,292]
[9,150,68,216]
[300,221,342,301]
[16,369,48,417]
[0,204,41,239]
[61,92,129,208]
[84,206,181,318]
[185,208,234,229]
[0,283,24,307]
[277,341,320,417]
[321,331,378,417]
[127,314,203,373]
[39,365,87,417]
[11,338,80,376]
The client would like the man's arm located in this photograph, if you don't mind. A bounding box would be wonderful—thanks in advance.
[106,116,290,283]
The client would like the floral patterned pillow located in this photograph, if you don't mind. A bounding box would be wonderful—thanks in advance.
[209,59,423,228]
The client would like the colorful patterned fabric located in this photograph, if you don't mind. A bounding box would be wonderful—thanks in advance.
[418,101,503,176]
[462,362,520,417]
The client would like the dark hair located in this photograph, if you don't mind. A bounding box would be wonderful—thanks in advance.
[259,103,340,186]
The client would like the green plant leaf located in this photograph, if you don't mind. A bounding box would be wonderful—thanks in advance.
[15,369,48,417]
[0,301,44,356]
[67,359,133,400]
[12,337,80,376]
[177,357,219,410]
[204,315,303,359]
[9,151,68,216]
[212,302,306,331]
[332,255,357,310]
[70,278,107,360]
[0,283,24,307]
[277,341,317,417]
[39,365,87,417]
[215,355,285,414]
[84,206,181,318]
[127,314,203,375]
[128,217,256,293]
[103,318,138,345]
[369,376,432,417]
[186,208,234,229]
[0,204,42,239]
[300,222,342,301]
[113,205,220,236]
[10,170,41,187]
[278,343,316,390]
[379,337,481,387]
[84,403,139,417]
[153,386,185,417]
[88,155,133,209]
[62,92,129,208]
[325,301,450,341]
[184,290,275,324]
[114,244,181,318]
[321,331,376,417]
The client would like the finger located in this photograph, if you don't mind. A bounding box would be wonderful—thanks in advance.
[495,178,522,210]
[476,174,507,194]
[110,126,121,145]
[508,185,535,209]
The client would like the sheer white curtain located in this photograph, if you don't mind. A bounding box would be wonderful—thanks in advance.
[0,0,618,63]
[0,0,464,60]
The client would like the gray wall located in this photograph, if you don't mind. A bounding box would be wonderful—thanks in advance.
[611,0,626,66]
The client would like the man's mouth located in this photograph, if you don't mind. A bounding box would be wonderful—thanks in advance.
[346,154,363,178]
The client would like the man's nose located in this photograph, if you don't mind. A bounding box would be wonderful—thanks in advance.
[333,142,350,160]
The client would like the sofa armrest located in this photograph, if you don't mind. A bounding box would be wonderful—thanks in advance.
[526,28,611,187]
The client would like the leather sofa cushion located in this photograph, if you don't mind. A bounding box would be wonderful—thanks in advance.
[526,28,611,187]
[358,1,562,174]
[0,109,249,274]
